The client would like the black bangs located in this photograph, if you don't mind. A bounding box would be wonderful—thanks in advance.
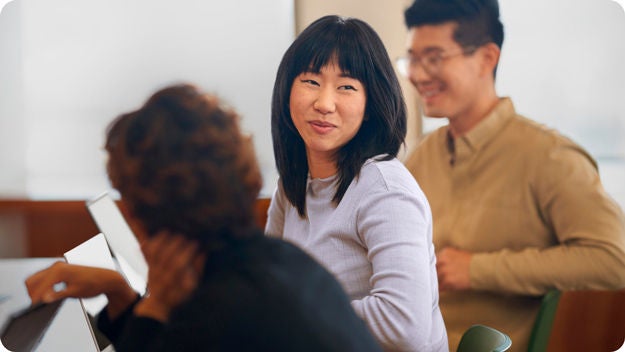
[290,20,368,82]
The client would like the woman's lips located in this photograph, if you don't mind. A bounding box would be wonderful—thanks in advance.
[309,120,335,134]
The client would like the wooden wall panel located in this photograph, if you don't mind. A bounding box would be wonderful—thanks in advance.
[547,289,625,351]
[0,198,271,258]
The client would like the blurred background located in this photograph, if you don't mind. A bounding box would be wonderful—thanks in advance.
[0,0,623,257]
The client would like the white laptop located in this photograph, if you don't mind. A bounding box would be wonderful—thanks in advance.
[2,193,150,351]
[64,233,117,315]
[63,233,118,352]
[85,192,147,294]
[1,234,117,352]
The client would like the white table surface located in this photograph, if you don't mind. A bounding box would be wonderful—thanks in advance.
[0,258,101,351]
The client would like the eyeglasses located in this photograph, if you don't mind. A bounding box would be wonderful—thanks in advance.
[395,47,477,77]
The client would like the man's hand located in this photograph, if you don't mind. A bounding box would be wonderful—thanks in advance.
[436,247,473,291]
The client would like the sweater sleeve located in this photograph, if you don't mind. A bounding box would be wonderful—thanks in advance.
[471,144,625,294]
[113,316,164,352]
[350,182,436,351]
[96,294,141,344]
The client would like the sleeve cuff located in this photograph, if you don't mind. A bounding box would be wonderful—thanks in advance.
[96,293,142,344]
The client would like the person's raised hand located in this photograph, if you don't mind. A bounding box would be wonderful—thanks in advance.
[134,231,204,322]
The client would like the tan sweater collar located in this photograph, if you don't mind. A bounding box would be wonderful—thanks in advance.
[453,97,515,157]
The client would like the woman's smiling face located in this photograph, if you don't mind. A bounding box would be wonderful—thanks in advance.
[289,61,366,166]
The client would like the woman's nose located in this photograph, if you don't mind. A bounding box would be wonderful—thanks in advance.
[313,88,336,114]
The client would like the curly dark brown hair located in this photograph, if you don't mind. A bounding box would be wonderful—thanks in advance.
[105,84,262,247]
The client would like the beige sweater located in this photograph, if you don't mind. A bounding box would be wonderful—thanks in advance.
[404,98,625,352]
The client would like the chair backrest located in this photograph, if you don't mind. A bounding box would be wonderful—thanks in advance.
[457,324,512,352]
[528,289,625,352]
[527,290,561,352]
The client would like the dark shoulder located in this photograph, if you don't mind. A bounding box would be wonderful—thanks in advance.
[209,232,330,276]
[164,232,381,352]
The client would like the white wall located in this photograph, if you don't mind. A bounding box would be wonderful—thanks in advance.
[0,1,26,197]
[498,0,625,157]
[1,0,624,208]
[0,0,294,199]
[496,0,625,207]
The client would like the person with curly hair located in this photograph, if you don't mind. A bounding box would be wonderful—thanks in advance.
[25,83,382,352]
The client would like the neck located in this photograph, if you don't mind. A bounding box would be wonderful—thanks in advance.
[307,151,337,179]
[448,88,499,138]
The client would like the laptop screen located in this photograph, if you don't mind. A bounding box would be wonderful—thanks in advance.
[86,192,147,294]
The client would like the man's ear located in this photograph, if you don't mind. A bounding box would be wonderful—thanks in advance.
[478,42,501,78]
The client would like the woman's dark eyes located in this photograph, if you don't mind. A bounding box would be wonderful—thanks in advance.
[301,79,319,86]
[299,79,359,91]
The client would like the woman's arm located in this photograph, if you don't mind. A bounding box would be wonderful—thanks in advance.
[352,185,436,351]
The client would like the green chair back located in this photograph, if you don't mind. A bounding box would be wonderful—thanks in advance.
[527,290,561,352]
[457,324,512,352]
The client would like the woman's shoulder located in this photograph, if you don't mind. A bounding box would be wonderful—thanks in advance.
[357,155,421,194]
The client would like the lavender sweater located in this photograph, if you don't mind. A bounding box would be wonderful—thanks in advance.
[265,157,448,352]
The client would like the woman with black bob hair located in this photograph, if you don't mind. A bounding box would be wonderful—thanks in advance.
[272,15,405,212]
[266,16,448,351]
[26,84,382,352]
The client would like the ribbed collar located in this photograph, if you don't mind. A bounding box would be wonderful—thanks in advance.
[306,173,338,198]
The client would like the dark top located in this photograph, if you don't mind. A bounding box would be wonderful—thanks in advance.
[98,232,381,351]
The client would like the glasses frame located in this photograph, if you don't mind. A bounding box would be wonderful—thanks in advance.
[395,46,478,78]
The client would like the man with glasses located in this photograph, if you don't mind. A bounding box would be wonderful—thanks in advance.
[400,0,625,351]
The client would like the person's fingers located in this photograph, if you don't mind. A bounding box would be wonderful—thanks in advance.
[147,233,195,273]
[178,244,201,291]
[143,234,200,304]
[35,278,67,303]
[25,261,63,290]
[41,286,68,303]
[164,240,199,292]
[143,231,179,265]
[160,234,190,265]
[175,240,198,268]
[29,285,54,304]
[143,234,179,292]
[25,262,66,303]
[25,271,48,301]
